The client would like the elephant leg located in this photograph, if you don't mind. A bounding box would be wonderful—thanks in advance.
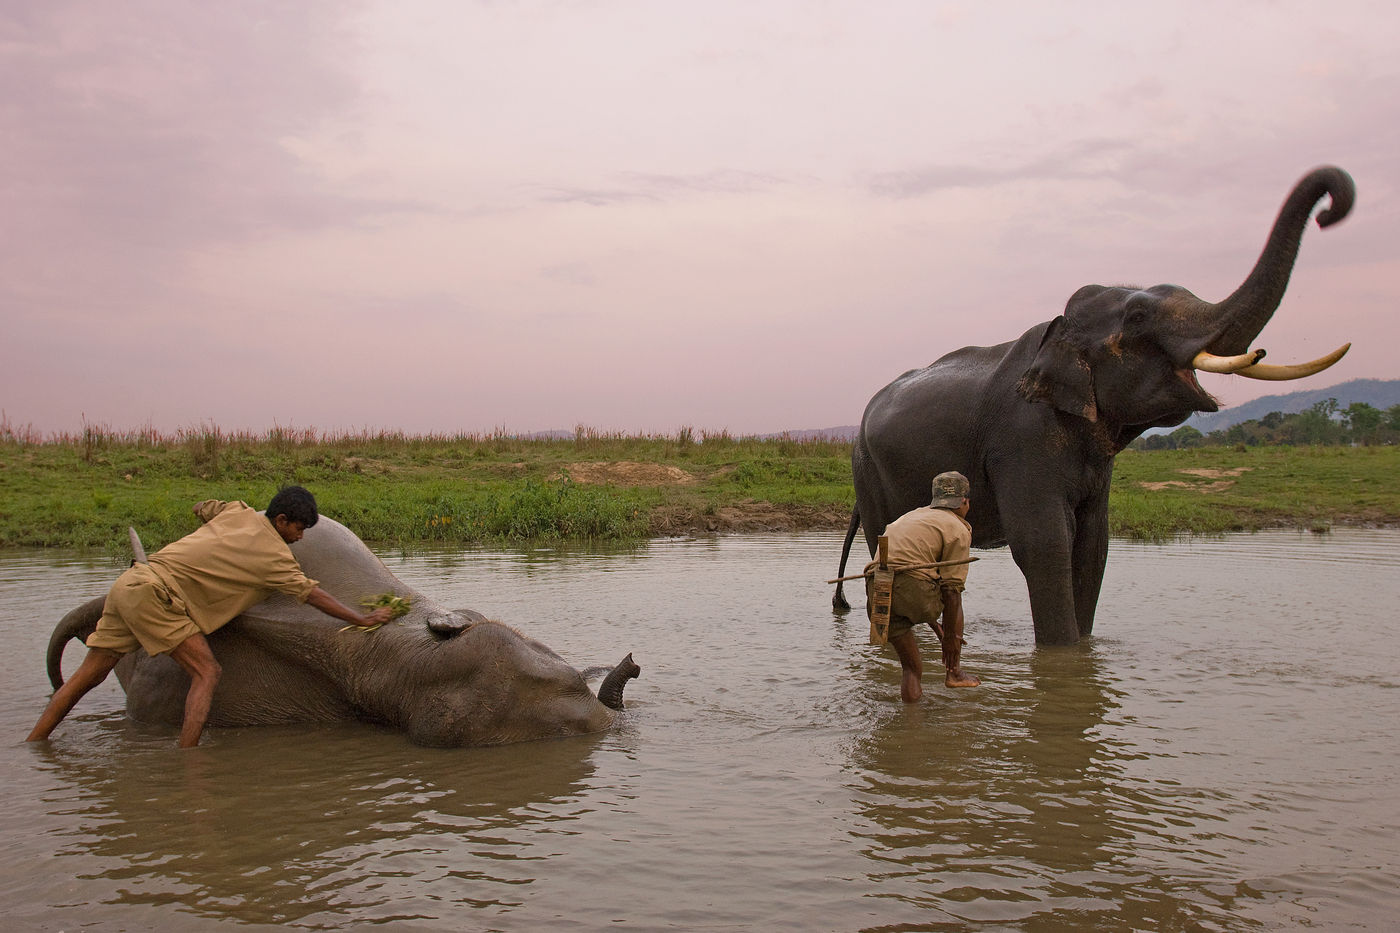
[999,491,1081,645]
[1071,498,1110,638]
[1012,543,1081,645]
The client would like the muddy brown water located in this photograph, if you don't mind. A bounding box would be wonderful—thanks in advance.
[3,530,1398,931]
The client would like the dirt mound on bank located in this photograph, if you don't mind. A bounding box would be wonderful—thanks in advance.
[556,461,697,486]
[555,460,851,534]
[649,501,851,536]
[1139,466,1253,493]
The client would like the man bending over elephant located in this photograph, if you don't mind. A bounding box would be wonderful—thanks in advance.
[866,471,980,701]
[27,486,395,748]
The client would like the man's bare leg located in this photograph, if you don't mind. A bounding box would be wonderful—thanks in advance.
[27,648,122,742]
[889,631,924,702]
[167,633,222,748]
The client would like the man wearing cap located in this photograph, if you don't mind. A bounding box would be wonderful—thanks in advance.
[865,470,980,701]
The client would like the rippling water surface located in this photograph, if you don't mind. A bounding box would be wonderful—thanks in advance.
[3,530,1398,931]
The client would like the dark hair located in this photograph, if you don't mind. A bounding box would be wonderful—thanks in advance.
[266,485,319,527]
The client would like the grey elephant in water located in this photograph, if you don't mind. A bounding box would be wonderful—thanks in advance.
[834,165,1356,645]
[45,516,640,747]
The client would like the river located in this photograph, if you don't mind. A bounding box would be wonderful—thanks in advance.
[3,530,1398,931]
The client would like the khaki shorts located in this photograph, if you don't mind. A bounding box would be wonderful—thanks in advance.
[867,573,944,640]
[86,564,200,657]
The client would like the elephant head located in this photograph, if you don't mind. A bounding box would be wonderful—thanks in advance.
[1016,165,1353,450]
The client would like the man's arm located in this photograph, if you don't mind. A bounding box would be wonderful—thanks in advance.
[305,587,396,628]
[192,499,235,523]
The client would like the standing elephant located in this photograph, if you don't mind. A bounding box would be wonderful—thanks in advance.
[833,166,1355,645]
[45,516,640,746]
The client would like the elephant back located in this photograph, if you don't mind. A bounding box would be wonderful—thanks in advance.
[250,516,438,625]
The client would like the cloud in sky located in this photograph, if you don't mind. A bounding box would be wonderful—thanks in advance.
[3,0,1397,436]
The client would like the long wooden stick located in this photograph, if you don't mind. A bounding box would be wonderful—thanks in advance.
[826,555,977,584]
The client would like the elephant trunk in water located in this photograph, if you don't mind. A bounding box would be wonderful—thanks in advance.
[597,653,641,710]
[1187,166,1355,360]
[46,596,104,689]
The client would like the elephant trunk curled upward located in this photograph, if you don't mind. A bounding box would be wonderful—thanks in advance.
[834,165,1356,645]
[45,517,640,747]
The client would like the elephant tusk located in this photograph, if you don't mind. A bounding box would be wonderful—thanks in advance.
[1235,342,1351,381]
[1191,348,1267,373]
[128,526,148,564]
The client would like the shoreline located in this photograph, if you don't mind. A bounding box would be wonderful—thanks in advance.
[3,438,1398,553]
[2,506,1397,563]
[644,503,1400,539]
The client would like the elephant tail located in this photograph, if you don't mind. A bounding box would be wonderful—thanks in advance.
[832,506,861,612]
[597,653,641,710]
[47,596,106,689]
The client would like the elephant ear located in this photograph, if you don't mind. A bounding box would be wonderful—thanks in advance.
[1016,315,1099,422]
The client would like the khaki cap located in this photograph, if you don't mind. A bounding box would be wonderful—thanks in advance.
[930,471,970,509]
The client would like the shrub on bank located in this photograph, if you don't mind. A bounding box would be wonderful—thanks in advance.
[2,421,1396,553]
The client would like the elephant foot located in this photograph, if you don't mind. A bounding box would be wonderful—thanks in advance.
[944,667,981,688]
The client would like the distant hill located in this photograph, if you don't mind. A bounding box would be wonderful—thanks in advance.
[758,426,859,441]
[792,380,1399,442]
[526,382,1397,443]
[1181,378,1400,434]
[518,427,862,441]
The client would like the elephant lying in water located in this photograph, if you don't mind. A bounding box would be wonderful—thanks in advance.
[45,517,640,747]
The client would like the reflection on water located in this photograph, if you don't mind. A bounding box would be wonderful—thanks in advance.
[846,645,1246,931]
[2,530,1398,931]
[26,728,603,926]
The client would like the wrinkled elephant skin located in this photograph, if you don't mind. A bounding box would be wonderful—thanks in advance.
[833,166,1356,645]
[46,517,640,747]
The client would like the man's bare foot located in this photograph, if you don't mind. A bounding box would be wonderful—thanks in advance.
[945,668,980,688]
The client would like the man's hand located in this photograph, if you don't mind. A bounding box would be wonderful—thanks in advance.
[359,606,396,627]
[938,587,980,687]
[307,587,397,628]
[192,500,220,523]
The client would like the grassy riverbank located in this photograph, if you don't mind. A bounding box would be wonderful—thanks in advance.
[1108,444,1400,537]
[2,425,1397,554]
[0,426,852,553]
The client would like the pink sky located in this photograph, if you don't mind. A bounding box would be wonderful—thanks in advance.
[3,1,1397,437]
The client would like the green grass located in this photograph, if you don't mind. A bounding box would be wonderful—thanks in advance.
[2,421,1396,555]
[0,424,854,553]
[1109,445,1400,539]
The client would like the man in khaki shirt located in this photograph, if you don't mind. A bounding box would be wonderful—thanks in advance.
[28,486,394,748]
[866,471,980,701]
